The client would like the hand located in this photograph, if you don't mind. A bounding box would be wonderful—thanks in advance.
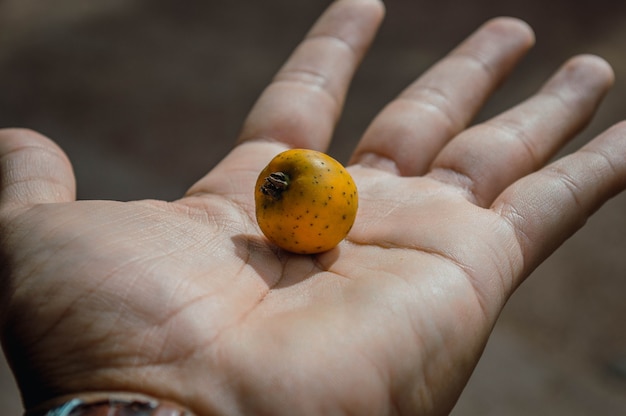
[2,0,625,414]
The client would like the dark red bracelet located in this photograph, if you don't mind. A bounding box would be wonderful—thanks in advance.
[24,392,196,416]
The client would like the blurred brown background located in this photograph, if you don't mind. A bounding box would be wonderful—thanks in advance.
[1,0,626,414]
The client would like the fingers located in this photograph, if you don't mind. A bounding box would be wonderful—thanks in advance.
[429,55,614,207]
[187,0,384,199]
[0,128,76,214]
[237,0,385,150]
[350,17,535,175]
[492,121,626,282]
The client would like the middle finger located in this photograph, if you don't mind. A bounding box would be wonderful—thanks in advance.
[350,17,535,175]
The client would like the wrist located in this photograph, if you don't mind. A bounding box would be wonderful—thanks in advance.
[23,392,196,416]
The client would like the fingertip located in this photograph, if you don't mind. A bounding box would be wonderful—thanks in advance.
[481,17,536,49]
[565,54,615,89]
[541,54,615,105]
[350,0,386,14]
[0,128,68,158]
[308,0,386,64]
[366,0,386,19]
[0,128,76,211]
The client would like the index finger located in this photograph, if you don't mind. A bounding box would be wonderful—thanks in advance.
[238,0,385,150]
[187,0,384,199]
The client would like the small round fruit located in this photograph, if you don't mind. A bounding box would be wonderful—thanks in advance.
[255,149,358,254]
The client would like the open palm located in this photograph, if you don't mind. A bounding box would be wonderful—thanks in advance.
[2,1,626,415]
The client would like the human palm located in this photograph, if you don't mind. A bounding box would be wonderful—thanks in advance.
[2,1,626,415]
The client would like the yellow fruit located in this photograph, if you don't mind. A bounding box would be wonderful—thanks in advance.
[255,149,358,254]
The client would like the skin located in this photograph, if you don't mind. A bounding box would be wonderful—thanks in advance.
[1,0,626,415]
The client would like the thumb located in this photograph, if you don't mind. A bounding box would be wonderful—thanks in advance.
[0,128,76,213]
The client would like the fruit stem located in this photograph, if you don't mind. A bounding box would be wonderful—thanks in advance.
[261,172,289,200]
